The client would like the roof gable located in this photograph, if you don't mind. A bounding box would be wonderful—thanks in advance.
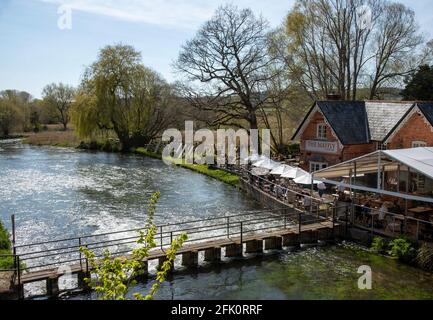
[365,102,413,141]
[418,102,433,126]
[317,101,369,145]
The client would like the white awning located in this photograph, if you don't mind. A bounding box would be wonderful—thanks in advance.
[383,147,433,180]
[314,147,433,181]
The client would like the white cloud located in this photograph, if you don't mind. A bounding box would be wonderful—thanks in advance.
[37,0,292,29]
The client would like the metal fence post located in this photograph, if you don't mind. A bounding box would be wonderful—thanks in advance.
[298,211,302,234]
[160,226,163,249]
[78,237,82,269]
[227,217,230,238]
[240,222,243,245]
[11,215,17,270]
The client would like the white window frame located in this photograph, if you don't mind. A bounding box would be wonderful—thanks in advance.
[412,141,427,148]
[317,123,327,140]
[310,161,328,173]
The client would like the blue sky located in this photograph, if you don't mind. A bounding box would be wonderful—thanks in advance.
[0,0,432,98]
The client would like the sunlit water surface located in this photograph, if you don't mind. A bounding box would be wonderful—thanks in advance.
[1,140,433,300]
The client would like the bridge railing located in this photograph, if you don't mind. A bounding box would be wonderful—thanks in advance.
[12,207,332,275]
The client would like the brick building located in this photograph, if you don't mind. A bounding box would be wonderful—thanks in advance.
[292,101,433,172]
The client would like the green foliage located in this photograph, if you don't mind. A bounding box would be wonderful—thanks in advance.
[388,237,417,263]
[0,221,13,270]
[416,242,433,271]
[0,221,11,251]
[370,237,388,254]
[72,44,173,151]
[0,91,25,137]
[42,83,75,130]
[401,65,433,101]
[80,192,188,300]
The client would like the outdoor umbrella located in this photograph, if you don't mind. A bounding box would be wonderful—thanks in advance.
[293,173,321,185]
[280,167,308,179]
[270,164,295,176]
[253,158,280,170]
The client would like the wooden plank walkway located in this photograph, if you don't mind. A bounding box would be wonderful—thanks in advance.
[17,220,336,285]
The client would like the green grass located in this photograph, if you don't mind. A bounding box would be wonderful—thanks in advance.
[135,148,239,187]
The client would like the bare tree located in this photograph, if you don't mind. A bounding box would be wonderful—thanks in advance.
[276,0,428,100]
[174,5,276,130]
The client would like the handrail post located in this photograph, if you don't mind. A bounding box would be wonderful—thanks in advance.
[78,237,82,269]
[160,226,163,250]
[227,217,230,238]
[11,215,16,270]
[240,222,243,245]
[170,232,173,245]
[85,245,89,273]
[298,211,302,234]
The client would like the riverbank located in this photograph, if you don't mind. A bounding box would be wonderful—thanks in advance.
[135,148,240,187]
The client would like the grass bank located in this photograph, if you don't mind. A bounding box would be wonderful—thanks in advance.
[23,129,80,148]
[135,147,240,187]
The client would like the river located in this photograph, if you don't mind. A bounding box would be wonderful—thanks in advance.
[1,140,433,300]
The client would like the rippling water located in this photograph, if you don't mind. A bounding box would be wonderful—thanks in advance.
[0,140,261,245]
[71,243,433,300]
[2,140,433,300]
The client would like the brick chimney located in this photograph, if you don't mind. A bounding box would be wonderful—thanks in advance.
[326,94,341,101]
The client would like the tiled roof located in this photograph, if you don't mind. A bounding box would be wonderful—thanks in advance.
[317,101,370,145]
[292,100,418,144]
[418,102,433,126]
[365,102,413,141]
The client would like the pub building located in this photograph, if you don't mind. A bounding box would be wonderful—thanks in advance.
[292,100,433,173]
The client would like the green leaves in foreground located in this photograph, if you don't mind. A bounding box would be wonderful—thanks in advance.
[80,192,187,300]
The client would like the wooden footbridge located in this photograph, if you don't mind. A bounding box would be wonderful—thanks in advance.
[1,207,340,299]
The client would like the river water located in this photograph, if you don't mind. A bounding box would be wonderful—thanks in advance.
[1,140,433,300]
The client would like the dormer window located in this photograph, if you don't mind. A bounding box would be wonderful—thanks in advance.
[317,123,327,140]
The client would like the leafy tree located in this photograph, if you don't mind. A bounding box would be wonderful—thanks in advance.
[72,44,174,151]
[0,91,25,137]
[42,83,75,130]
[80,192,187,300]
[401,65,433,100]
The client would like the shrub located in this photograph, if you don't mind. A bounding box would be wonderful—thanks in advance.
[371,237,388,254]
[417,242,433,271]
[388,237,417,263]
[0,221,13,270]
[0,221,11,251]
